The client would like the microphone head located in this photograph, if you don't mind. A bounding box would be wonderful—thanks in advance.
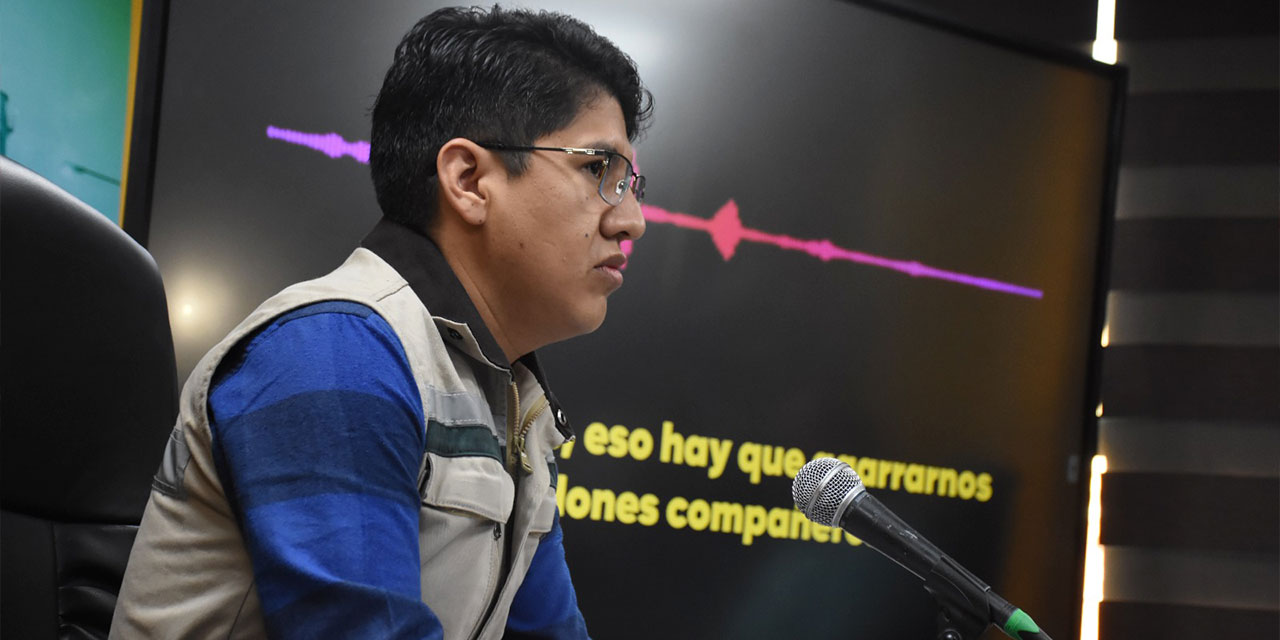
[792,457,864,527]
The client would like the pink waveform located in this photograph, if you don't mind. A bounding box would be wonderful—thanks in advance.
[641,201,1043,299]
[267,126,369,163]
[265,125,1042,298]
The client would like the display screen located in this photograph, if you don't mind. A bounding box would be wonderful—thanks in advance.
[143,1,1119,637]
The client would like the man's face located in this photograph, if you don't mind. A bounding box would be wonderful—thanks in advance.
[484,95,646,349]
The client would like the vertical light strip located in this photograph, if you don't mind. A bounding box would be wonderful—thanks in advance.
[1086,1,1116,627]
[1092,0,1118,64]
[1080,454,1108,640]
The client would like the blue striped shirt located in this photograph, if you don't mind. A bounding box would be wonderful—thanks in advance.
[208,301,587,639]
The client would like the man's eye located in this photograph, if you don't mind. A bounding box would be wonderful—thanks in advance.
[584,161,607,179]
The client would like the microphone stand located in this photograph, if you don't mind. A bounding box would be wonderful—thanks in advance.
[921,554,1053,640]
[924,554,988,640]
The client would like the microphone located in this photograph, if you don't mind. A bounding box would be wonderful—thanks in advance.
[792,458,1053,640]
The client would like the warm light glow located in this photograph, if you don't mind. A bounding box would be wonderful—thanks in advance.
[166,273,231,351]
[1095,402,1104,418]
[1100,323,1110,347]
[1092,0,1118,64]
[1080,455,1108,639]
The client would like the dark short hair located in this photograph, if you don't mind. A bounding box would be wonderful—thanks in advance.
[370,6,653,230]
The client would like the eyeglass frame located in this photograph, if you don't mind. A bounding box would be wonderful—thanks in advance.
[475,142,646,205]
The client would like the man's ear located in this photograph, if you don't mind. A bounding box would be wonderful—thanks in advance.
[436,138,498,226]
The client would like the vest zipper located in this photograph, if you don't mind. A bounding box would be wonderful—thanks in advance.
[468,518,505,640]
[472,381,522,639]
[514,394,549,475]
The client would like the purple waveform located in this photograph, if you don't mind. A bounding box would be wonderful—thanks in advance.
[267,126,369,163]
[265,125,1043,299]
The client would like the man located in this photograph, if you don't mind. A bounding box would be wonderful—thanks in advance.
[111,6,650,639]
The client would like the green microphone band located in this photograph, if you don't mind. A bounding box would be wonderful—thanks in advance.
[1003,608,1041,638]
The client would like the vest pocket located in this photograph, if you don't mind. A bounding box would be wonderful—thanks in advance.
[416,452,513,638]
[419,453,514,522]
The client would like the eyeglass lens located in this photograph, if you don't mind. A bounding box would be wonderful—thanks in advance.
[600,155,643,204]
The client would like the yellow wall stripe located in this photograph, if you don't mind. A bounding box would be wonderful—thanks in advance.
[117,0,144,228]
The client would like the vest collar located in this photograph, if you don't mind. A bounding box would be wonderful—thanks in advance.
[361,217,571,436]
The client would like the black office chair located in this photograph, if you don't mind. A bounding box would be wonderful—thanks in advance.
[1,155,178,639]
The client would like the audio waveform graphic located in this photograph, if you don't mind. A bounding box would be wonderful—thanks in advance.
[642,201,1043,298]
[266,125,1044,299]
[267,126,369,163]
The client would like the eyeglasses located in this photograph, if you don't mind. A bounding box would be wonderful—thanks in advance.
[476,142,645,206]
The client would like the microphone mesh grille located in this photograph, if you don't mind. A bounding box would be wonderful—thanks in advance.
[792,458,862,526]
[791,457,840,511]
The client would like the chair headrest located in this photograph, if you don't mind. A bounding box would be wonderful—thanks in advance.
[1,156,178,523]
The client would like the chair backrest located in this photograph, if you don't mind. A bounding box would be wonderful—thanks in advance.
[1,155,178,639]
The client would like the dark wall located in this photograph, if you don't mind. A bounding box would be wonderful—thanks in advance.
[874,0,1098,53]
[1098,1,1280,637]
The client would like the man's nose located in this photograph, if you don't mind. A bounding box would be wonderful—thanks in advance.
[604,194,646,241]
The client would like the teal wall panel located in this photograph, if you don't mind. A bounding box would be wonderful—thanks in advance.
[2,0,131,222]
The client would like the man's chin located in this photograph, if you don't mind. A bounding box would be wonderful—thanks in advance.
[561,303,609,341]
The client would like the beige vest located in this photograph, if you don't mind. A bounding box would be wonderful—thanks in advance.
[111,247,569,639]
